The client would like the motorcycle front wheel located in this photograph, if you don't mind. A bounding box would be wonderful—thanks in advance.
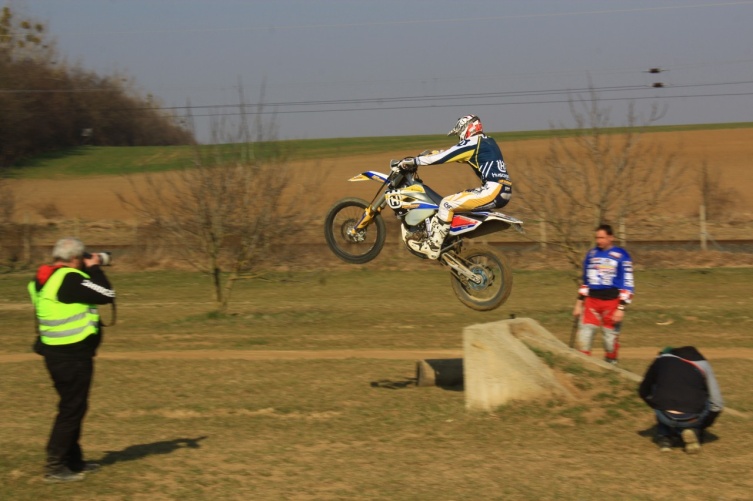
[324,197,387,264]
[449,244,513,311]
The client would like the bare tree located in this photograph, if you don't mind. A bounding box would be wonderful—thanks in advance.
[0,178,14,223]
[697,161,739,221]
[119,101,320,313]
[0,176,23,270]
[516,88,684,269]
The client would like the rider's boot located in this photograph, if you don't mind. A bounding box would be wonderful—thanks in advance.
[408,216,450,260]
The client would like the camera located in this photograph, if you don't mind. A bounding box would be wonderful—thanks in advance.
[83,251,112,266]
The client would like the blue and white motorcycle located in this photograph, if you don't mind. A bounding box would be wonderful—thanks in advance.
[324,160,523,311]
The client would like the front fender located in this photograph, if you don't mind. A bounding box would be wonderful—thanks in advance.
[348,171,390,183]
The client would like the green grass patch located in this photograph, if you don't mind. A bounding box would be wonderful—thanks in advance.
[3,267,753,353]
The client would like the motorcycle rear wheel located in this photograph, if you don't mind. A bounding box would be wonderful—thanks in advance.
[324,197,387,264]
[449,244,513,311]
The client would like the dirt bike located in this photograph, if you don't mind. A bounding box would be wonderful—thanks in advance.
[323,160,524,311]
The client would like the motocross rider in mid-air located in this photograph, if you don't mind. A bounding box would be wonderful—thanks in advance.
[394,115,512,259]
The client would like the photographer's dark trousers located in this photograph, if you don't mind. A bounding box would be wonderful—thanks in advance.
[44,357,93,473]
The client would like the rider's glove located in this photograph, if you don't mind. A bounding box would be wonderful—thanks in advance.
[397,157,418,171]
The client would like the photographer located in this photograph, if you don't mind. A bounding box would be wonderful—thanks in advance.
[28,237,115,483]
[639,346,724,454]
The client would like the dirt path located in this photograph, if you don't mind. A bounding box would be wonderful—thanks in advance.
[3,347,753,364]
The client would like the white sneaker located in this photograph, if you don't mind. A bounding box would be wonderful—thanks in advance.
[681,429,701,454]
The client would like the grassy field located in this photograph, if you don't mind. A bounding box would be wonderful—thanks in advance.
[8,121,753,179]
[2,123,753,499]
[1,268,752,500]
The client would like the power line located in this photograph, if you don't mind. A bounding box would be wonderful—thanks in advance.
[159,84,655,111]
[178,91,753,118]
[2,78,753,118]
[3,79,753,107]
[7,88,748,118]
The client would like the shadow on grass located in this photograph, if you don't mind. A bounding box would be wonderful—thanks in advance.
[370,378,417,390]
[369,378,464,392]
[637,424,719,446]
[97,436,208,466]
[370,358,465,392]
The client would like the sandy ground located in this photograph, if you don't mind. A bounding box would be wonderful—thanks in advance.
[8,128,753,223]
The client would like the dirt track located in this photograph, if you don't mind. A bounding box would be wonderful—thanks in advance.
[2,347,753,364]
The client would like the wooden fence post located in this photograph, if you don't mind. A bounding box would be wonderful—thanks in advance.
[23,212,31,264]
[539,220,547,250]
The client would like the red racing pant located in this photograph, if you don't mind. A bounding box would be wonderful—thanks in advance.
[576,296,621,360]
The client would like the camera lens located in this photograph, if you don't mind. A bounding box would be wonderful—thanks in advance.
[99,252,112,266]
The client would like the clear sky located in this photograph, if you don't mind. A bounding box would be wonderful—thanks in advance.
[14,0,753,142]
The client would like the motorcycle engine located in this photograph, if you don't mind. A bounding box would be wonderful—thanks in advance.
[401,223,427,245]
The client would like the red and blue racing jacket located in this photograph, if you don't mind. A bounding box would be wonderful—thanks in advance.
[578,246,634,304]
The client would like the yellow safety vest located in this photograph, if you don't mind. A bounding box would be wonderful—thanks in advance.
[28,268,100,345]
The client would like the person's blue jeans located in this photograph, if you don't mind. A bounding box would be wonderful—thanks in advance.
[654,403,710,440]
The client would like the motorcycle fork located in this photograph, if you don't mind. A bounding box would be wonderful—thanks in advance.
[353,193,387,231]
[352,170,399,234]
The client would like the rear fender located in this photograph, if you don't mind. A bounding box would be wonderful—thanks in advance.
[450,212,524,238]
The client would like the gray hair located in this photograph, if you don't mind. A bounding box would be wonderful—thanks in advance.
[52,237,85,261]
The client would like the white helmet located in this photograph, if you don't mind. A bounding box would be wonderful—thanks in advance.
[448,115,483,140]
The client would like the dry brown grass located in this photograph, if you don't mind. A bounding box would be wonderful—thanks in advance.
[5,128,751,273]
[8,128,753,224]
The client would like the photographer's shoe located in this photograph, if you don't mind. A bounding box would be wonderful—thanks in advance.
[71,462,100,473]
[681,429,701,454]
[44,467,85,484]
[657,436,673,452]
[82,462,101,473]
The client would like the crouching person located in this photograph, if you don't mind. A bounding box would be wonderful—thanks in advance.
[638,346,724,454]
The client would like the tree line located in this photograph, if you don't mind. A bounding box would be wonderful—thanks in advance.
[0,6,194,168]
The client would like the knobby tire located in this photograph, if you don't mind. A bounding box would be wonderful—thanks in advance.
[449,243,513,311]
[324,197,387,264]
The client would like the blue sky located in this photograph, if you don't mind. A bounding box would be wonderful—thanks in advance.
[17,0,753,142]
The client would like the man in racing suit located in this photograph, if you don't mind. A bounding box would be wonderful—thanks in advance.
[572,224,634,364]
[395,115,512,260]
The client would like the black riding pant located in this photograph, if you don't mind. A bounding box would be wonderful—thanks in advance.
[44,356,94,473]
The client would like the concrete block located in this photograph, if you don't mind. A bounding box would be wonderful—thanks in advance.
[463,319,571,411]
